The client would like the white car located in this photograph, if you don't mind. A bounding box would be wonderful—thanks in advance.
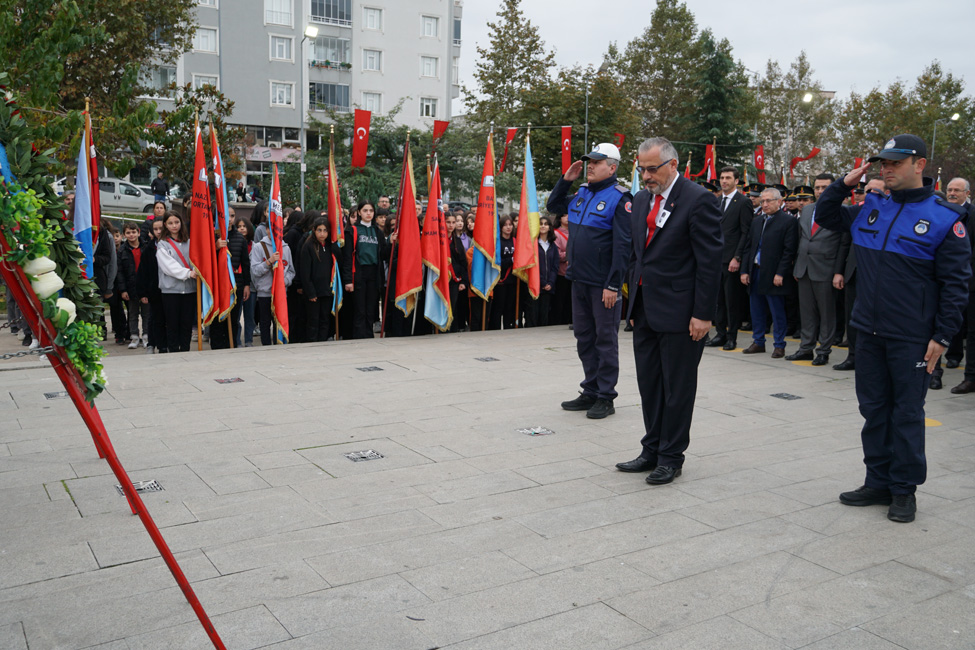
[97,179,160,214]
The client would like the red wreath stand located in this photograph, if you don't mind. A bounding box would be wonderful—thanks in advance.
[0,230,226,649]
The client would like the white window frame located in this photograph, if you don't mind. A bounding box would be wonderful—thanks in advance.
[192,27,219,54]
[420,56,439,78]
[451,57,459,85]
[264,0,293,27]
[312,35,351,64]
[139,65,178,98]
[421,15,439,38]
[419,97,438,118]
[270,80,295,108]
[269,34,294,62]
[362,48,382,72]
[192,73,220,90]
[362,6,382,31]
[198,0,217,7]
[361,92,382,114]
[309,82,351,112]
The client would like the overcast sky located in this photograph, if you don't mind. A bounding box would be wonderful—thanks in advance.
[456,0,975,114]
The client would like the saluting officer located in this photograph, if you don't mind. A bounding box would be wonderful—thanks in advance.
[815,134,971,523]
[547,143,633,419]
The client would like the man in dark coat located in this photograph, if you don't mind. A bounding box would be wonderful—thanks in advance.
[707,165,754,350]
[739,187,799,358]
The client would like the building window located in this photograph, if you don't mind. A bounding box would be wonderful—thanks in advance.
[362,49,382,72]
[310,82,350,112]
[139,66,177,94]
[421,15,439,38]
[270,82,293,107]
[419,97,438,118]
[362,92,381,113]
[265,0,291,26]
[453,18,462,45]
[362,7,382,30]
[199,0,216,6]
[421,56,439,78]
[452,58,459,84]
[311,0,351,26]
[193,74,219,90]
[313,36,350,63]
[270,35,293,61]
[193,27,218,53]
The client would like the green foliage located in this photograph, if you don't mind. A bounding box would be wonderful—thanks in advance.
[0,186,56,265]
[54,316,107,402]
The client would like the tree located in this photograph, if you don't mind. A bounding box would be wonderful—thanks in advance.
[0,0,197,176]
[619,0,700,141]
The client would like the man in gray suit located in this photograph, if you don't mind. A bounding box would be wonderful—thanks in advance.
[787,173,846,365]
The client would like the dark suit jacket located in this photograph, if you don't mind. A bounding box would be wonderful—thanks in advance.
[626,175,723,332]
[794,203,845,281]
[718,190,754,265]
[740,209,798,296]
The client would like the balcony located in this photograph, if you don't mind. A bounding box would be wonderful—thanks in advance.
[309,60,351,70]
[310,14,352,27]
[265,10,292,25]
[453,39,461,47]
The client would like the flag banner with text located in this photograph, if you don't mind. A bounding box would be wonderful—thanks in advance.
[394,139,422,316]
[269,163,289,342]
[210,127,237,320]
[189,118,218,326]
[470,134,500,301]
[420,163,452,331]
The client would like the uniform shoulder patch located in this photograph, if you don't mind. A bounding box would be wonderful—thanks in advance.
[954,221,967,238]
[624,201,632,213]
[935,197,966,217]
[614,184,629,194]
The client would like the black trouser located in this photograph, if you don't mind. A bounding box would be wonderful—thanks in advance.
[160,293,195,352]
[489,281,516,330]
[552,275,572,325]
[965,292,975,382]
[305,295,332,342]
[353,264,380,338]
[469,295,489,331]
[287,286,307,343]
[258,296,279,346]
[844,275,857,361]
[109,292,128,341]
[714,267,745,342]
[148,296,166,351]
[526,293,552,327]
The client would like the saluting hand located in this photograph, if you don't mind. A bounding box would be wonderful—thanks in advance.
[564,160,584,183]
[843,163,872,188]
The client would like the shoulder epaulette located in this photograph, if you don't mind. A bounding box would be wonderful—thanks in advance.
[935,197,966,217]
[615,184,631,194]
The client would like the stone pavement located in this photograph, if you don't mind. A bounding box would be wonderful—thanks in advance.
[0,326,973,649]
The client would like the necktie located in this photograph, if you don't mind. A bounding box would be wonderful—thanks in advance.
[756,215,770,266]
[811,210,819,236]
[721,196,729,213]
[645,194,664,248]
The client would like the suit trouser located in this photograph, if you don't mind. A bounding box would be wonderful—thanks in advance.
[844,276,857,361]
[714,267,745,341]
[796,275,836,355]
[966,293,975,382]
[748,266,787,349]
[855,331,929,495]
[632,292,705,467]
[571,282,621,401]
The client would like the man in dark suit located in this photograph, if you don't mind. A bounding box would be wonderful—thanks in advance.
[739,188,799,358]
[615,137,723,485]
[788,173,846,365]
[706,166,754,351]
[945,177,975,393]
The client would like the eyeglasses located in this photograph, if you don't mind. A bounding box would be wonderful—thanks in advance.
[759,198,780,204]
[637,159,673,174]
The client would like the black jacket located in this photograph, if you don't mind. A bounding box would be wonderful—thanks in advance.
[718,190,754,265]
[739,209,799,297]
[299,238,337,299]
[93,226,114,296]
[538,239,559,293]
[450,235,469,285]
[117,242,141,299]
[135,239,161,302]
[226,229,251,287]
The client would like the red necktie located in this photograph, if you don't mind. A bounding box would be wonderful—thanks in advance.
[811,219,819,237]
[645,194,664,248]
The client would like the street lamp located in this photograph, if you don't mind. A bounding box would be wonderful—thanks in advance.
[299,24,319,210]
[931,112,960,168]
[583,59,611,175]
[786,91,814,183]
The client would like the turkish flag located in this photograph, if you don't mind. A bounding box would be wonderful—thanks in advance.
[351,109,371,168]
[189,117,218,327]
[561,126,572,174]
[433,120,450,144]
[499,127,517,172]
[789,147,821,177]
[614,133,625,149]
[753,145,766,184]
[853,157,863,168]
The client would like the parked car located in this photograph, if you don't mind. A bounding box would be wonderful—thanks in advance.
[98,179,160,214]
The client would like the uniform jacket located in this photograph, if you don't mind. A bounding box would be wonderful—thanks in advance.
[739,209,799,296]
[718,190,754,265]
[546,174,632,291]
[815,177,971,346]
[794,202,846,281]
[625,175,723,331]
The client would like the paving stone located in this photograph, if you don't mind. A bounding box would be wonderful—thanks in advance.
[677,490,809,530]
[257,611,437,649]
[0,542,97,590]
[0,622,27,650]
[399,550,536,602]
[859,590,975,649]
[619,615,788,649]
[798,628,909,650]
[125,604,291,650]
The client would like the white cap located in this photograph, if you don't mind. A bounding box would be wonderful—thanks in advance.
[582,143,621,163]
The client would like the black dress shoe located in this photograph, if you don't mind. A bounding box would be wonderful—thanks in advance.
[951,380,975,394]
[623,322,633,332]
[586,398,615,419]
[785,350,814,361]
[839,485,892,506]
[888,494,916,523]
[833,358,855,371]
[930,375,943,390]
[561,394,597,411]
[705,335,727,347]
[945,358,961,369]
[646,466,681,485]
[811,354,829,366]
[616,457,657,473]
[722,339,737,351]
[835,339,849,348]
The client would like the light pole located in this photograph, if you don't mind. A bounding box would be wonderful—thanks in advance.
[299,24,319,210]
[785,92,813,184]
[930,112,960,169]
[583,60,610,174]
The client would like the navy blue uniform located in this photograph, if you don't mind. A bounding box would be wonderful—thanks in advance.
[548,174,633,401]
[816,177,971,495]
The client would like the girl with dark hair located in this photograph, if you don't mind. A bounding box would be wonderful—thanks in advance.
[250,215,296,346]
[552,213,572,325]
[347,199,391,338]
[284,210,308,343]
[526,216,559,327]
[252,200,269,242]
[156,211,197,352]
[233,216,258,347]
[136,218,166,353]
[448,213,469,332]
[210,209,251,350]
[489,215,516,330]
[300,217,349,342]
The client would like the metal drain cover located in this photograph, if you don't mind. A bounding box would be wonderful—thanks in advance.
[770,393,802,400]
[116,480,164,496]
[517,426,555,436]
[44,391,69,400]
[215,377,244,384]
[344,449,384,462]
[357,366,384,372]
[475,357,499,362]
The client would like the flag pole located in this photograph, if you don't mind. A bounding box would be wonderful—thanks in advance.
[227,316,234,348]
[194,108,204,351]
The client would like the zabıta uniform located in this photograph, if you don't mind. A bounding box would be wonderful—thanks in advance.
[815,133,971,512]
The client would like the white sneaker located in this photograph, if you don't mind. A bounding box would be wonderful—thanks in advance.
[145,345,154,354]
[140,336,148,348]
[128,336,138,349]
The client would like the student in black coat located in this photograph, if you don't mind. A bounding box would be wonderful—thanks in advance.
[299,217,345,342]
[209,209,252,350]
[448,214,470,332]
[284,210,309,343]
[527,216,560,327]
[135,218,167,352]
[489,215,517,330]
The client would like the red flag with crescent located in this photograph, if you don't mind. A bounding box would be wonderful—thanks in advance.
[789,147,821,177]
[433,120,450,145]
[613,133,625,149]
[351,109,371,168]
[853,157,863,168]
[499,127,517,172]
[753,145,766,184]
[561,126,572,174]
